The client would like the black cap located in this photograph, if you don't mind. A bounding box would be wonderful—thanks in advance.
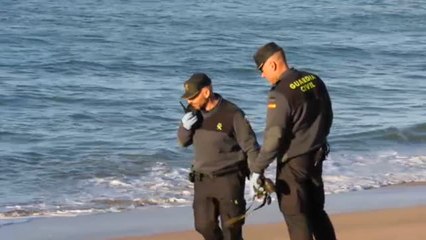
[253,42,283,69]
[181,73,212,99]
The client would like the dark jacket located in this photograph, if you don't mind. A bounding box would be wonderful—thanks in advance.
[251,68,333,173]
[178,94,259,175]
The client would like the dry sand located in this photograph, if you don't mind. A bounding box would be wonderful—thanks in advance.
[115,205,426,240]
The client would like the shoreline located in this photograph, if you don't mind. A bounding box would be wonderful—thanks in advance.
[0,182,425,240]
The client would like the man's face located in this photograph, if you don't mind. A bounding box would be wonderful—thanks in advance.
[187,87,208,110]
[259,57,275,84]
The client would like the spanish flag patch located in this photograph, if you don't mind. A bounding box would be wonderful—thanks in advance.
[268,103,277,109]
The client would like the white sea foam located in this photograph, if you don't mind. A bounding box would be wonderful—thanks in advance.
[2,151,425,221]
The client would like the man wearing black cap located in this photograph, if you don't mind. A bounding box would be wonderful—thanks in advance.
[177,73,259,240]
[249,42,337,240]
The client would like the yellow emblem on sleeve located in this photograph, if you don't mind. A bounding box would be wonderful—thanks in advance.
[216,122,223,131]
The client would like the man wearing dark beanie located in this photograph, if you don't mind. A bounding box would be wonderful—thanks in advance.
[249,42,337,240]
[178,73,260,240]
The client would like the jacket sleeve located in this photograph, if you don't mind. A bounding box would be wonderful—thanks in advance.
[177,123,194,147]
[233,110,260,168]
[250,91,291,173]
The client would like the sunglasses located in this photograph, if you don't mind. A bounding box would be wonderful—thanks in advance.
[257,63,265,73]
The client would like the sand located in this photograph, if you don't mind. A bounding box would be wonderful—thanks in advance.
[115,205,426,240]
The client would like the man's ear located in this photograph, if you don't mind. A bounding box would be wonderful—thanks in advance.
[203,87,211,98]
[272,61,277,71]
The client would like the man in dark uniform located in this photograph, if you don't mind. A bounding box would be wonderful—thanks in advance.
[177,73,259,240]
[249,42,337,240]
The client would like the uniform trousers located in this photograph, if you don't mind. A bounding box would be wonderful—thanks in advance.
[193,170,246,240]
[276,154,337,240]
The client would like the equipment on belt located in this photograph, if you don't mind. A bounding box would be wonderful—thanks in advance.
[188,161,249,183]
[188,165,196,183]
[225,177,276,227]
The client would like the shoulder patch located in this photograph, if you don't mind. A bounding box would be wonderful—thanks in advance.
[268,97,276,109]
[268,103,277,109]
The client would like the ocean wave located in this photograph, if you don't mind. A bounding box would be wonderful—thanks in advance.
[0,197,189,219]
[333,123,426,147]
[1,152,425,221]
[1,178,424,221]
[0,208,97,219]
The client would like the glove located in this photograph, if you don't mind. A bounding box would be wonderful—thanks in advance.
[249,172,264,200]
[181,112,198,130]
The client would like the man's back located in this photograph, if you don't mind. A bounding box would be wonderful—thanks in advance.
[269,68,333,160]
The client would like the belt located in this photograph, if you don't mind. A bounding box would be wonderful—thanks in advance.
[194,161,249,181]
[281,142,330,165]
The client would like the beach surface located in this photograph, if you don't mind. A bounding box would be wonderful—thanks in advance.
[113,183,426,240]
[115,206,426,240]
[1,183,424,240]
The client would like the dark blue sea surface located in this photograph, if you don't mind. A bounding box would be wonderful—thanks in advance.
[0,0,425,220]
